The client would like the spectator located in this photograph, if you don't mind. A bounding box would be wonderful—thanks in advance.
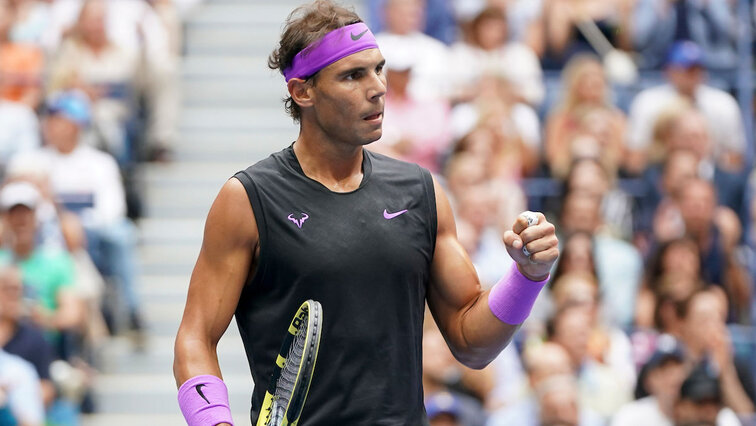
[541,0,634,69]
[565,158,634,239]
[423,321,489,426]
[0,73,40,174]
[635,237,705,329]
[369,0,457,44]
[0,348,44,426]
[448,6,544,106]
[8,91,144,339]
[0,0,44,108]
[375,0,451,100]
[547,303,633,418]
[673,359,743,426]
[0,265,56,408]
[43,0,180,161]
[0,181,83,356]
[545,54,626,179]
[425,392,463,426]
[631,0,738,70]
[371,48,453,173]
[560,191,643,328]
[611,334,687,426]
[450,74,541,177]
[678,289,755,416]
[676,179,750,322]
[625,41,745,174]
[48,0,142,164]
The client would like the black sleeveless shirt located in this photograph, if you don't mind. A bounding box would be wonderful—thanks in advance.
[233,146,437,425]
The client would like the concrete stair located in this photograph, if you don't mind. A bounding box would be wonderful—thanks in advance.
[82,0,364,424]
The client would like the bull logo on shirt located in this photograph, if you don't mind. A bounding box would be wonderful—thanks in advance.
[287,213,309,229]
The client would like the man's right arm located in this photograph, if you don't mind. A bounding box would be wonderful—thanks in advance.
[173,177,258,387]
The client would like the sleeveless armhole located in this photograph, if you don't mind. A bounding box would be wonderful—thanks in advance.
[419,167,438,256]
[232,170,268,288]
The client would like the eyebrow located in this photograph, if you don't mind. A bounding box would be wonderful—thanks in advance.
[338,59,386,78]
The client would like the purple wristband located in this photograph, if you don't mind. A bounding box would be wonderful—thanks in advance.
[178,375,234,426]
[488,265,548,325]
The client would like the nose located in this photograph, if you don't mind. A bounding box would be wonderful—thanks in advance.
[367,70,387,101]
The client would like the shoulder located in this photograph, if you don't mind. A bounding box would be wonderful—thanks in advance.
[699,85,739,107]
[0,350,38,380]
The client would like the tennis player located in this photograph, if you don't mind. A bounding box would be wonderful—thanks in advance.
[173,1,559,425]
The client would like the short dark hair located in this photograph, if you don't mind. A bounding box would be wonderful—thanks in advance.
[268,0,362,122]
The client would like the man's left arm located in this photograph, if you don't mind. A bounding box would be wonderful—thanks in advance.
[426,178,558,369]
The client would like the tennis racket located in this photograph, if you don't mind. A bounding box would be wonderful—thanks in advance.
[256,299,323,426]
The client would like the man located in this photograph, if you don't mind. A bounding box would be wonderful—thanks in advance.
[673,360,741,426]
[8,90,144,336]
[611,334,687,426]
[173,1,559,425]
[0,181,82,354]
[625,41,745,174]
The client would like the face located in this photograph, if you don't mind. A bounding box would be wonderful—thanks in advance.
[304,49,386,147]
[668,114,710,160]
[568,160,608,198]
[574,63,606,104]
[44,114,80,154]
[666,66,704,97]
[552,306,592,369]
[678,181,716,236]
[663,150,699,197]
[682,293,725,350]
[474,16,507,50]
[674,399,719,426]
[661,240,700,279]
[5,204,36,243]
[526,343,573,388]
[561,233,594,274]
[539,387,579,426]
[79,0,108,46]
[385,0,424,35]
[561,193,601,234]
[645,359,686,400]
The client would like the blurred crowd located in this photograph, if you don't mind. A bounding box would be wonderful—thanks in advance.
[365,0,756,425]
[0,0,185,423]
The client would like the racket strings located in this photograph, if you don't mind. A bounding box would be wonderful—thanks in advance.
[272,315,309,420]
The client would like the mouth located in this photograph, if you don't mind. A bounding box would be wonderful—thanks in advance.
[363,112,383,122]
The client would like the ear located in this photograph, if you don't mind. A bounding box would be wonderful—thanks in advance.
[288,78,314,110]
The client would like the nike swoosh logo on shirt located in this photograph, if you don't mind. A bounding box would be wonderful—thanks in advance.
[383,209,408,219]
[351,29,369,41]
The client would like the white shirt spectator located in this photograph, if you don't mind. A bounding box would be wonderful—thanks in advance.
[0,350,44,426]
[0,101,40,165]
[451,101,542,151]
[42,0,170,59]
[9,144,126,228]
[448,41,544,106]
[611,396,741,426]
[375,32,452,101]
[626,84,746,160]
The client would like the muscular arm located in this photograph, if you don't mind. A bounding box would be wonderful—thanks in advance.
[426,178,558,369]
[173,178,258,387]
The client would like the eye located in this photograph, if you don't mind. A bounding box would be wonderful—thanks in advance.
[375,64,384,75]
[346,70,363,81]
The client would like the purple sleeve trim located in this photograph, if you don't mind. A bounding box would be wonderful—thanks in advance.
[487,264,548,325]
[178,374,234,426]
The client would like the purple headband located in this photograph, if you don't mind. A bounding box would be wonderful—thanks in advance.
[283,22,379,82]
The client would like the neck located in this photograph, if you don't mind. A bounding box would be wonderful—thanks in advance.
[13,239,34,259]
[293,125,365,192]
